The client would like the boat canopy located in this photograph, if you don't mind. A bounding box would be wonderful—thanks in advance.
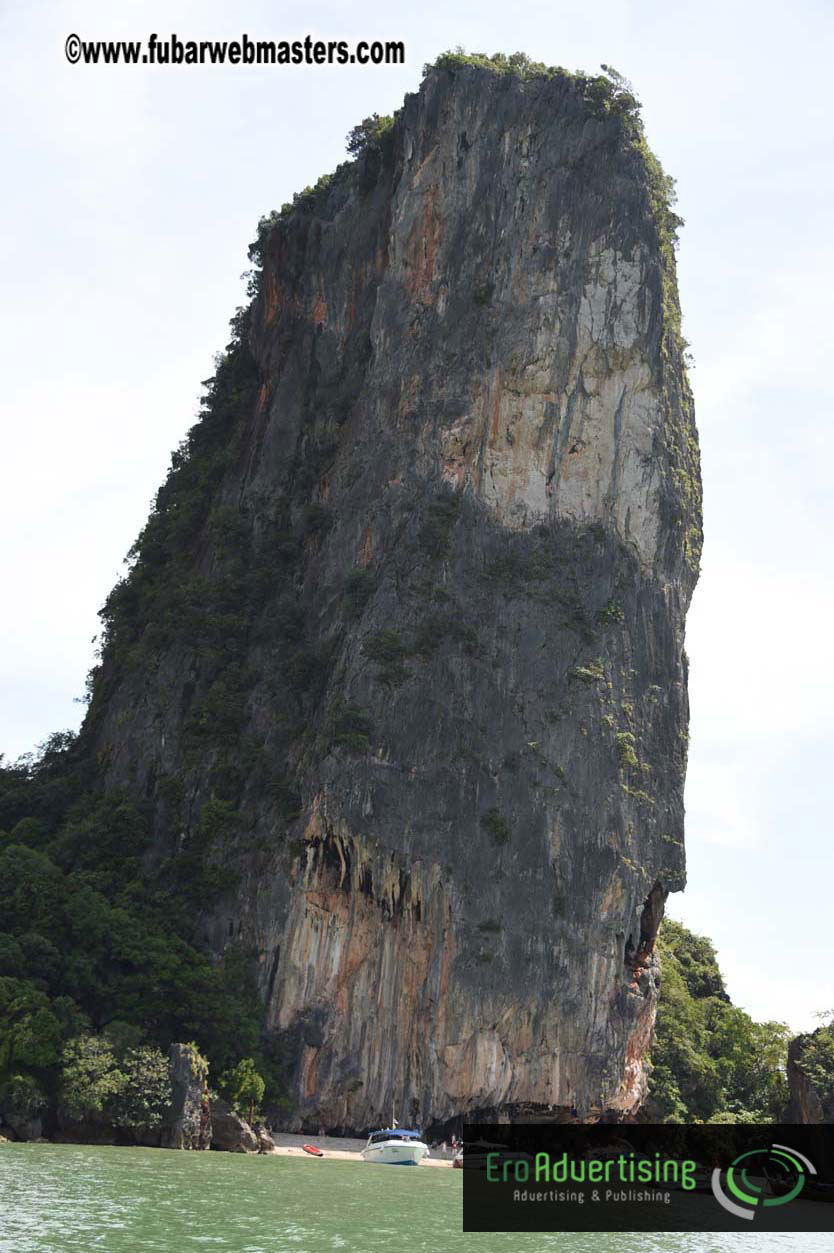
[369,1129,422,1138]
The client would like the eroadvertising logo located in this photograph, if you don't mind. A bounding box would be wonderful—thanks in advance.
[711,1144,815,1219]
[461,1123,834,1233]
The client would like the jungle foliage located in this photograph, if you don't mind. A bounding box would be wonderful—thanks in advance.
[0,735,285,1126]
[793,1016,834,1108]
[649,919,791,1123]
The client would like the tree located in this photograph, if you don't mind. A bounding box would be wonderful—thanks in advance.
[0,978,64,1073]
[59,1034,124,1122]
[60,1035,173,1129]
[110,1046,172,1128]
[0,1072,46,1122]
[345,114,393,156]
[0,844,63,934]
[221,1057,265,1124]
[0,934,23,976]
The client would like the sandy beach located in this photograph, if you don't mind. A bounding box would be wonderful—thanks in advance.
[268,1132,455,1167]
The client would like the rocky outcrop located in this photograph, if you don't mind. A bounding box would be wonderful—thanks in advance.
[210,1100,259,1152]
[134,1044,211,1149]
[87,59,700,1129]
[0,1112,42,1142]
[0,1075,46,1141]
[788,1031,834,1123]
[162,1043,211,1148]
[255,1124,277,1153]
[54,1111,117,1145]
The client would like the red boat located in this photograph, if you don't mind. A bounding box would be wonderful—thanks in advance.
[302,1144,324,1157]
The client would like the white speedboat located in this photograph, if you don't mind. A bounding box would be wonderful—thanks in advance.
[361,1129,429,1166]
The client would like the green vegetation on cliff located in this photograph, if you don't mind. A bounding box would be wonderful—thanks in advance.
[649,919,791,1122]
[0,735,285,1127]
[793,1015,834,1107]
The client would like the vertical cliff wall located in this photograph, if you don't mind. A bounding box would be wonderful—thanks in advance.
[87,59,701,1130]
[788,1030,834,1123]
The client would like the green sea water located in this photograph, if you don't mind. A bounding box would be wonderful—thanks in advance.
[0,1143,828,1253]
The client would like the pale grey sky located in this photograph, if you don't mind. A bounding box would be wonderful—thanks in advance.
[1,0,832,1031]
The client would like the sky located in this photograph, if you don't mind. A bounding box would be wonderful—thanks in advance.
[1,0,832,1033]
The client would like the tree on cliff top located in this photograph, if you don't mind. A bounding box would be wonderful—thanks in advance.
[345,113,393,156]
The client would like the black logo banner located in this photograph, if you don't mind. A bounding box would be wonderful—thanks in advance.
[461,1123,834,1232]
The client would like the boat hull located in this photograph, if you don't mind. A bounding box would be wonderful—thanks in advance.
[361,1140,429,1166]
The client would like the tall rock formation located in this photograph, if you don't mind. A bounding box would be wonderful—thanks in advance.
[86,58,701,1130]
[156,1044,211,1149]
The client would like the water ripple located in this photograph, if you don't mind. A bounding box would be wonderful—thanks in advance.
[0,1143,827,1253]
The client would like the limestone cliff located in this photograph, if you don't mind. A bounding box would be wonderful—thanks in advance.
[788,1030,834,1123]
[87,58,701,1130]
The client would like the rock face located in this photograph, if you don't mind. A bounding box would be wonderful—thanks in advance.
[88,62,701,1129]
[0,1111,42,1142]
[788,1032,834,1123]
[255,1125,277,1153]
[210,1100,259,1152]
[54,1110,117,1145]
[139,1044,211,1149]
[162,1043,211,1149]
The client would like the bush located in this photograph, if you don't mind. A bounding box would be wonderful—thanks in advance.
[0,933,24,976]
[0,977,65,1073]
[194,794,237,850]
[0,1072,46,1121]
[110,1046,172,1128]
[480,808,511,844]
[59,1035,172,1128]
[418,494,461,559]
[597,599,624,625]
[616,732,639,769]
[344,569,378,617]
[330,704,373,754]
[345,113,393,156]
[423,49,562,81]
[412,613,480,661]
[363,630,409,688]
[60,1035,124,1122]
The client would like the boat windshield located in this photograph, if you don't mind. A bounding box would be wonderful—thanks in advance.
[368,1130,420,1145]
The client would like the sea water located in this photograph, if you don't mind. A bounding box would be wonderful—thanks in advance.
[0,1143,829,1253]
